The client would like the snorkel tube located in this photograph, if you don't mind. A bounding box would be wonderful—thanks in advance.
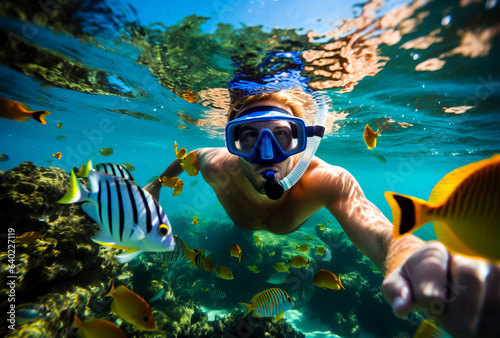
[264,94,328,200]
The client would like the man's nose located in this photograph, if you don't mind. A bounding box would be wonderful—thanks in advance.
[259,131,274,160]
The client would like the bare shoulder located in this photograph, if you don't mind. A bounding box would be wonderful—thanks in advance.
[193,147,240,184]
[301,157,363,202]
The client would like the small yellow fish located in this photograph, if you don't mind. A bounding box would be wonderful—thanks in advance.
[285,256,310,268]
[295,244,309,252]
[269,251,275,257]
[173,140,187,160]
[103,280,155,331]
[53,152,62,159]
[160,176,184,196]
[215,265,234,280]
[57,122,63,129]
[316,246,326,256]
[254,235,262,248]
[191,216,199,225]
[273,262,289,273]
[0,97,51,124]
[180,151,199,176]
[304,236,313,241]
[192,281,197,287]
[70,310,127,338]
[247,265,260,273]
[121,163,135,172]
[385,154,500,262]
[363,124,380,149]
[312,269,346,291]
[99,147,114,156]
[230,244,242,262]
[318,223,327,231]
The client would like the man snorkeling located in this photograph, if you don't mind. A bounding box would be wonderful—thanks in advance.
[144,87,499,336]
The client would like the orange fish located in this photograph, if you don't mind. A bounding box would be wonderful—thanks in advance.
[103,280,155,331]
[363,124,380,149]
[0,97,51,124]
[69,310,127,338]
[53,152,62,159]
[57,122,63,129]
[180,151,199,176]
[312,269,346,290]
[230,244,242,262]
[215,265,234,280]
[191,216,199,225]
[160,176,183,196]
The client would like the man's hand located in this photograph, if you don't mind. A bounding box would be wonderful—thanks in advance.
[381,241,500,337]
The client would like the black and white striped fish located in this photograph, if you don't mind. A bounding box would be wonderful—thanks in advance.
[159,235,186,265]
[210,289,226,300]
[94,163,135,182]
[58,169,175,263]
[75,160,134,182]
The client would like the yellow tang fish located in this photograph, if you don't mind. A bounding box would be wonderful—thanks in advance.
[312,269,346,290]
[69,310,127,338]
[295,244,309,252]
[103,280,155,331]
[53,152,62,159]
[385,154,500,262]
[215,265,234,280]
[180,151,199,176]
[0,97,51,124]
[285,256,310,268]
[316,246,326,256]
[273,262,289,273]
[304,236,313,241]
[363,124,380,149]
[239,288,294,322]
[99,147,114,156]
[173,140,187,160]
[247,265,260,273]
[192,216,199,225]
[230,244,242,262]
[160,176,183,196]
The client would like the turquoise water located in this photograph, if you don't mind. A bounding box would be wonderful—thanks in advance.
[1,0,499,337]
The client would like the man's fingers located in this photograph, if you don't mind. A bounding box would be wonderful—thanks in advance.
[382,269,413,317]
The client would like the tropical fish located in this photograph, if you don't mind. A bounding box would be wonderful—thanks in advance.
[44,157,52,163]
[16,231,44,244]
[99,147,114,156]
[121,163,136,172]
[374,149,387,163]
[53,152,62,159]
[363,124,380,149]
[215,265,234,280]
[318,223,327,231]
[0,97,51,124]
[0,153,9,162]
[173,140,187,160]
[149,289,164,303]
[254,235,262,248]
[273,262,289,273]
[266,272,288,285]
[385,154,500,262]
[247,265,260,273]
[147,175,160,183]
[190,180,198,187]
[312,269,346,290]
[269,251,275,257]
[94,163,134,181]
[230,244,242,262]
[304,236,313,241]
[56,135,68,140]
[160,176,184,196]
[57,169,175,263]
[158,236,186,265]
[239,288,294,322]
[180,152,199,176]
[295,244,309,252]
[413,319,443,338]
[191,216,199,225]
[57,122,63,128]
[201,252,218,273]
[285,256,310,268]
[69,310,127,338]
[103,280,155,331]
[210,289,226,300]
[16,303,52,324]
[316,246,325,256]
[190,231,203,236]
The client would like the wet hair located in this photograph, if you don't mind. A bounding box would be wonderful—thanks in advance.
[227,87,316,122]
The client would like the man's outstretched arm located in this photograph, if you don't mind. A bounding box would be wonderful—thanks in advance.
[143,159,183,201]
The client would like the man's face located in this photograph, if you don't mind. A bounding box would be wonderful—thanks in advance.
[233,100,296,194]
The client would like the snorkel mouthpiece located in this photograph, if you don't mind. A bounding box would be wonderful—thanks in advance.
[264,170,284,200]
